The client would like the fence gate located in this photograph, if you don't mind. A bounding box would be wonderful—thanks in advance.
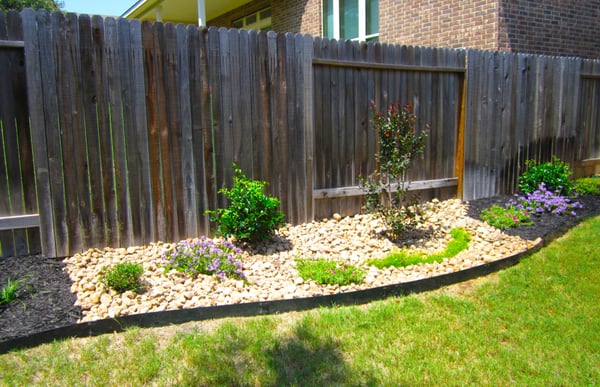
[0,20,40,258]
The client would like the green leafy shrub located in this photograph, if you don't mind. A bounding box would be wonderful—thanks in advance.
[100,262,144,293]
[360,102,429,239]
[518,156,573,196]
[206,164,286,243]
[574,177,600,195]
[163,237,247,282]
[368,228,471,269]
[481,204,532,229]
[296,258,365,286]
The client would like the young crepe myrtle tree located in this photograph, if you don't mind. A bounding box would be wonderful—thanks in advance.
[361,102,429,240]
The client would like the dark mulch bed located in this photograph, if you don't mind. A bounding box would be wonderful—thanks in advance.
[1,195,599,345]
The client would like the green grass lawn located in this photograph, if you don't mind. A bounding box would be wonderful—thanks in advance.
[1,215,599,386]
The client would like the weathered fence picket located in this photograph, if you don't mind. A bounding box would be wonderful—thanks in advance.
[1,10,599,258]
[0,10,40,258]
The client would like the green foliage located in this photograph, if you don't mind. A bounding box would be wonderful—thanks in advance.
[518,156,573,196]
[0,277,25,306]
[360,102,429,239]
[368,228,471,268]
[163,237,247,282]
[574,177,600,195]
[100,262,144,293]
[481,204,532,229]
[0,0,62,12]
[296,258,365,286]
[206,164,285,243]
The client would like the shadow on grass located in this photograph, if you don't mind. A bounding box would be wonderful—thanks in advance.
[264,319,377,385]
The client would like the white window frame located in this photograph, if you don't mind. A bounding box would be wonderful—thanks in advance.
[233,8,272,31]
[326,0,378,42]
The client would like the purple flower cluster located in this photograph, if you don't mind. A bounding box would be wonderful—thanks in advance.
[509,183,583,216]
[163,236,246,281]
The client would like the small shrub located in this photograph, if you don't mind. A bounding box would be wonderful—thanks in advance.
[206,164,286,243]
[360,102,429,239]
[100,262,144,293]
[481,204,532,229]
[368,228,471,269]
[296,258,365,286]
[574,177,600,195]
[163,237,247,282]
[509,183,583,216]
[518,156,574,196]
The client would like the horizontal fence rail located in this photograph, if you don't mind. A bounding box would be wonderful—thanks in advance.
[0,9,599,258]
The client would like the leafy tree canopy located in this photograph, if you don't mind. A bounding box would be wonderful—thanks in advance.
[0,0,62,12]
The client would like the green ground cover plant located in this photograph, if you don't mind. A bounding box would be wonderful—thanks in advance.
[206,164,285,243]
[368,227,471,268]
[163,237,246,282]
[574,177,600,195]
[481,204,532,229]
[1,216,599,384]
[295,258,365,286]
[99,263,144,293]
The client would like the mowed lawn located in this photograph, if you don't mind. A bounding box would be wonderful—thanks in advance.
[1,215,599,386]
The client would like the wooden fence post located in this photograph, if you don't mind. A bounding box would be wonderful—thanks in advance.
[302,34,314,222]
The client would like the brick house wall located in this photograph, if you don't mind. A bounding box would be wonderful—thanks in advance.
[379,0,500,50]
[498,0,600,58]
[208,0,321,37]
[208,0,599,58]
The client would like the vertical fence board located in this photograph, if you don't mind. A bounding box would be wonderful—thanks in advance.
[104,17,130,247]
[187,25,210,236]
[175,24,198,238]
[21,9,55,257]
[0,11,15,257]
[162,23,184,242]
[53,12,83,253]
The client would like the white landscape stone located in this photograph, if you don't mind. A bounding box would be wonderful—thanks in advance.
[62,198,537,323]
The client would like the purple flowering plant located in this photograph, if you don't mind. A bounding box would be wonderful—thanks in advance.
[163,236,247,282]
[508,183,583,216]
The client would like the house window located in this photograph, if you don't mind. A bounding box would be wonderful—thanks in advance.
[232,8,272,31]
[323,0,379,41]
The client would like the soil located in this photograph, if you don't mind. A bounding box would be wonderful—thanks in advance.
[1,195,599,344]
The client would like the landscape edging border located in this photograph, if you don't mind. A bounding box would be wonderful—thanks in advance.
[0,241,544,355]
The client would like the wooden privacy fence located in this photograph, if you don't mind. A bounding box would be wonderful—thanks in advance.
[0,9,599,258]
[463,51,600,200]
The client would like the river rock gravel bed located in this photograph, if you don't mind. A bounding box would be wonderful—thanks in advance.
[64,198,539,323]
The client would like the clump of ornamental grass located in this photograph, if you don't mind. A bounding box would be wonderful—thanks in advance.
[481,204,533,229]
[100,262,144,293]
[163,236,247,282]
[509,183,583,216]
[0,277,31,308]
[296,258,365,286]
[368,227,471,269]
